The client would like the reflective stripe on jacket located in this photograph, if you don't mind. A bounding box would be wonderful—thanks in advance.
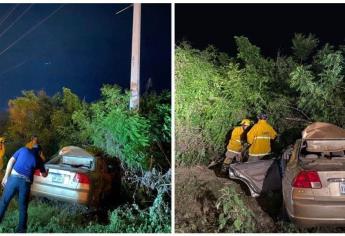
[247,120,277,156]
[227,126,244,153]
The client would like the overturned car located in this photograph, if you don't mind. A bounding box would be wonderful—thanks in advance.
[229,122,345,227]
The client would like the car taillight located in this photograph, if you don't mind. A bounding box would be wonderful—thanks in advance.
[34,169,41,176]
[73,173,90,184]
[292,170,322,189]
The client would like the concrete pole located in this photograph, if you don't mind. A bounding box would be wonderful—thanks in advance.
[129,3,141,110]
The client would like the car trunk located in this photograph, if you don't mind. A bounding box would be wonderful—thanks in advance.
[301,157,345,202]
[297,122,345,202]
[31,154,95,204]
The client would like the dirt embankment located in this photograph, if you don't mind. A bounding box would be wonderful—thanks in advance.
[175,165,345,233]
[175,165,276,233]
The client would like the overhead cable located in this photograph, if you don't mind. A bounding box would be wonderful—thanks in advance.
[0,4,33,40]
[0,4,64,58]
[0,4,18,28]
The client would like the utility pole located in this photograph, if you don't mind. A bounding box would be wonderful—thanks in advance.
[129,3,141,110]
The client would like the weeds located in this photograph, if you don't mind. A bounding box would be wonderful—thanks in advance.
[0,196,170,233]
[216,187,256,232]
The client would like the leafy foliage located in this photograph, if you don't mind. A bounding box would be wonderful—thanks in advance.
[50,87,86,148]
[0,83,171,232]
[83,200,170,233]
[175,44,234,165]
[6,90,57,156]
[0,200,85,233]
[0,196,170,233]
[290,47,345,125]
[72,85,152,170]
[139,92,171,169]
[216,187,256,232]
[176,35,345,165]
[291,33,319,62]
[83,169,171,233]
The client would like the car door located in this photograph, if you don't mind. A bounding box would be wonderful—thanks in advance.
[228,158,281,197]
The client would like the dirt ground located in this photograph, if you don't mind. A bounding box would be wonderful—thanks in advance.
[175,165,276,233]
[175,165,345,233]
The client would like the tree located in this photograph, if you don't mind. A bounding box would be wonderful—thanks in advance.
[176,34,345,166]
[7,90,57,156]
[50,88,86,148]
[291,33,319,62]
[72,85,152,170]
[290,45,345,125]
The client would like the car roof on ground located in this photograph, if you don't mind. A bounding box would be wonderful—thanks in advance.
[302,122,345,140]
[58,146,94,158]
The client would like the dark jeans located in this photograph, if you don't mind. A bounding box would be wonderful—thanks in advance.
[0,175,31,233]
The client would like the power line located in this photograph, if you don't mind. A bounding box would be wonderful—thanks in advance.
[0,4,18,28]
[0,4,33,40]
[0,58,28,78]
[0,4,64,58]
[115,4,133,15]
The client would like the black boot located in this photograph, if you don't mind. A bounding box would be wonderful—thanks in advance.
[221,163,229,174]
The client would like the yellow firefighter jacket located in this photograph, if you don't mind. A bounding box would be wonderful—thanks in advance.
[0,137,5,170]
[247,120,277,157]
[227,126,244,154]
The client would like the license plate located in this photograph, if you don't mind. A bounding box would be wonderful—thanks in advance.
[52,174,63,183]
[340,182,345,194]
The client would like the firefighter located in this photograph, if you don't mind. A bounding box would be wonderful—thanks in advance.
[208,119,251,170]
[220,119,251,172]
[247,114,277,162]
[0,137,5,170]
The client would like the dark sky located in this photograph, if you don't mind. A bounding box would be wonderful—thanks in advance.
[176,4,345,57]
[0,4,171,110]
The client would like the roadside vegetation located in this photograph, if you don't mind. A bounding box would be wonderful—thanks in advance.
[0,84,171,233]
[176,34,345,166]
[175,34,345,232]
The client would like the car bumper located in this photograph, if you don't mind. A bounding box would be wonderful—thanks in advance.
[31,183,89,205]
[288,199,345,227]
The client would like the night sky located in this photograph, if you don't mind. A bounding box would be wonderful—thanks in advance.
[176,4,345,57]
[0,4,171,110]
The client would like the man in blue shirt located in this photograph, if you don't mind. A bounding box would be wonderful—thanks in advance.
[0,146,47,233]
[26,135,46,162]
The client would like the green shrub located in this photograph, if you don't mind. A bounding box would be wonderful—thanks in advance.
[0,199,85,233]
[216,187,255,233]
[84,193,170,233]
[175,44,234,165]
[140,92,171,169]
[72,85,153,170]
[1,82,171,233]
[0,196,170,233]
[176,35,345,166]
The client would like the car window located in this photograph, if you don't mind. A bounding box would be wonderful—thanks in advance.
[60,155,95,170]
[300,141,345,160]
